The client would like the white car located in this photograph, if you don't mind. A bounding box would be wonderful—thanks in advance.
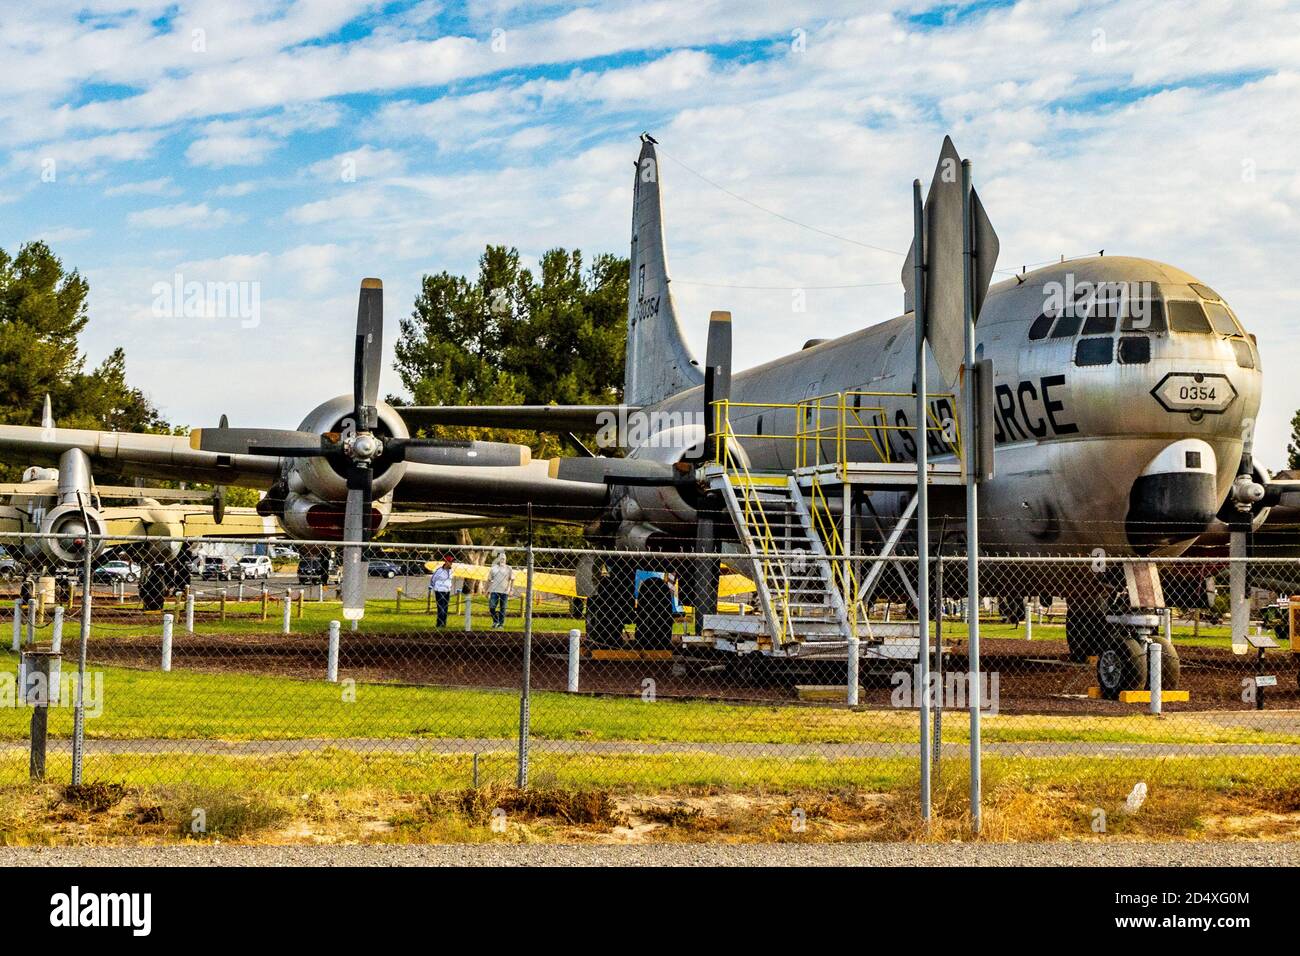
[238,555,273,579]
[93,560,141,583]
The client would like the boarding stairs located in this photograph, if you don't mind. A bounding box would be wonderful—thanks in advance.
[702,472,852,649]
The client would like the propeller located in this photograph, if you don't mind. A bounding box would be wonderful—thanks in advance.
[700,310,732,464]
[212,413,228,524]
[1226,432,1265,653]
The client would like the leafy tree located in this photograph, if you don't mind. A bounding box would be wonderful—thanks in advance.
[1287,409,1300,471]
[0,241,166,434]
[393,244,629,545]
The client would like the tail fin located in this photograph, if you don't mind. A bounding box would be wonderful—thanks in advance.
[624,136,703,407]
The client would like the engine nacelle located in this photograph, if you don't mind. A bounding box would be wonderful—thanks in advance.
[38,502,107,564]
[285,395,411,503]
[618,424,750,533]
[277,490,393,540]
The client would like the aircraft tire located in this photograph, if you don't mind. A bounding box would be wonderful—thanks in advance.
[587,569,632,649]
[1065,608,1116,662]
[633,576,675,650]
[1097,637,1148,700]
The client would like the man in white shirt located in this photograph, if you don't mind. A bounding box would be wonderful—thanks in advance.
[486,551,513,630]
[428,554,455,627]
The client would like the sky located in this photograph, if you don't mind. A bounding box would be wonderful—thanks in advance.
[4,0,1300,467]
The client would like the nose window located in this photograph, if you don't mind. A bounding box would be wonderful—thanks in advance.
[1231,338,1255,369]
[1203,301,1240,336]
[1119,299,1164,332]
[1118,336,1151,364]
[1074,337,1113,367]
[1167,300,1212,334]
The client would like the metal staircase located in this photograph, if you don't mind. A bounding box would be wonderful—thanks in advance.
[704,472,852,648]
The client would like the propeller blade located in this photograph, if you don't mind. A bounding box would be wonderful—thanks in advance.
[354,278,383,431]
[390,438,530,467]
[190,427,333,457]
[340,463,372,621]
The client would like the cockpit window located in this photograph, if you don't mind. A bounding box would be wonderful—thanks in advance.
[1203,301,1240,336]
[1231,338,1255,369]
[1081,300,1118,335]
[1028,312,1054,340]
[1119,299,1165,333]
[1167,300,1212,334]
[1190,282,1222,302]
[1050,312,1083,338]
[1118,336,1151,365]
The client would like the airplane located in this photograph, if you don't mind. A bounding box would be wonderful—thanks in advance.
[0,135,1293,697]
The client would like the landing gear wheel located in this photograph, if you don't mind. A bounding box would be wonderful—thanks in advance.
[1097,637,1148,700]
[586,567,632,649]
[1152,633,1180,691]
[633,576,675,650]
[1066,608,1115,663]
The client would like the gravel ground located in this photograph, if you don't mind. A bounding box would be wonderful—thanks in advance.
[1,842,1297,867]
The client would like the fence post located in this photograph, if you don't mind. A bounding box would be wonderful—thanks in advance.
[327,620,340,683]
[161,613,173,672]
[50,606,64,705]
[517,524,535,788]
[567,628,580,693]
[219,588,227,621]
[23,650,57,782]
[261,585,269,621]
[846,634,860,706]
[395,587,402,614]
[26,597,36,646]
[282,595,292,634]
[1148,639,1162,715]
[1024,598,1033,640]
[237,581,244,602]
[463,591,473,632]
[317,583,323,603]
[11,599,21,652]
[185,589,195,633]
[71,537,92,787]
[296,589,304,619]
[1162,606,1172,646]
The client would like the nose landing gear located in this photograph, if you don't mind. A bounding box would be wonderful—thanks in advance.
[1093,612,1180,700]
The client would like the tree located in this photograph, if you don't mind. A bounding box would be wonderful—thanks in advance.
[0,241,166,434]
[393,244,629,545]
[1288,409,1300,471]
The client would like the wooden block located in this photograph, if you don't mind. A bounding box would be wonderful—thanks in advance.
[1118,689,1191,704]
[1087,686,1101,699]
[795,684,864,702]
[589,649,674,661]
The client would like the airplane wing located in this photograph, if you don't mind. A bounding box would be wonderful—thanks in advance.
[102,504,278,539]
[397,405,637,433]
[0,424,281,489]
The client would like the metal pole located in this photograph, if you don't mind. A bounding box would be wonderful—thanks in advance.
[567,628,580,693]
[517,507,535,788]
[1025,597,1033,641]
[282,595,291,634]
[961,158,983,834]
[912,177,931,821]
[161,613,173,672]
[50,606,64,706]
[463,589,473,631]
[185,589,195,633]
[71,517,92,786]
[1148,640,1162,715]
[327,620,340,683]
[24,650,56,782]
[846,634,860,706]
[11,599,20,652]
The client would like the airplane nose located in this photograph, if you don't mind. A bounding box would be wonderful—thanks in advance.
[1126,439,1219,551]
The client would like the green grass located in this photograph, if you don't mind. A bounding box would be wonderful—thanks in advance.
[1,650,1296,746]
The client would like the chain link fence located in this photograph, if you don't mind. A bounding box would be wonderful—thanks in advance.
[1,531,1297,831]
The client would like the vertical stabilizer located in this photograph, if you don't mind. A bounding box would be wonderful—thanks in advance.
[625,136,704,406]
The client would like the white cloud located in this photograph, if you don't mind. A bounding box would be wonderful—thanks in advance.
[126,202,238,230]
[105,176,180,197]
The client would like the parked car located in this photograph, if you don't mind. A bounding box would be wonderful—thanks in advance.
[298,555,338,584]
[238,555,273,579]
[270,545,299,559]
[368,560,401,578]
[93,559,141,583]
[201,556,243,581]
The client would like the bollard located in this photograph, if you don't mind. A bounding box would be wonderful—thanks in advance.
[261,585,269,621]
[161,613,174,672]
[27,596,36,646]
[282,595,292,634]
[237,581,245,602]
[11,599,21,652]
[463,592,473,632]
[1162,607,1172,646]
[1148,639,1162,715]
[317,583,323,603]
[219,588,227,621]
[185,590,195,633]
[23,650,59,781]
[327,620,340,682]
[396,587,403,614]
[567,629,581,693]
[49,607,64,705]
[847,635,860,706]
[296,589,304,619]
[1024,598,1033,640]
